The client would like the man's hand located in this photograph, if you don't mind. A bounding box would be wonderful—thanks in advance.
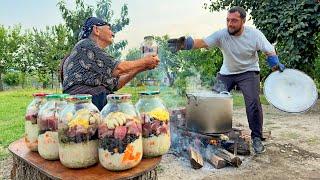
[143,55,160,70]
[167,36,194,53]
[267,55,285,72]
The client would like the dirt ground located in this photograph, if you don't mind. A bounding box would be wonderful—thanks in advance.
[158,100,320,180]
[1,101,319,180]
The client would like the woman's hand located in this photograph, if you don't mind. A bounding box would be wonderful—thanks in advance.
[142,55,160,70]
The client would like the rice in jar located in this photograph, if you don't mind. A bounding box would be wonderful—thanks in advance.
[25,93,48,151]
[58,94,100,168]
[37,94,68,160]
[99,94,142,171]
[135,91,170,157]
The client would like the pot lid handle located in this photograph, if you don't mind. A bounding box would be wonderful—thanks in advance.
[219,91,230,95]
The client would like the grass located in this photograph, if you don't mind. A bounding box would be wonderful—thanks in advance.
[0,86,267,160]
[0,88,59,159]
[280,132,300,140]
[306,137,320,145]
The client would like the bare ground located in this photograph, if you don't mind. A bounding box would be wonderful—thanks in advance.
[158,100,320,180]
[1,101,320,180]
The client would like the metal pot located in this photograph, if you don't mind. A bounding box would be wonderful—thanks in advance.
[186,91,233,134]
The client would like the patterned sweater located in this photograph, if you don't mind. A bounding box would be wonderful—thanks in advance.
[62,38,120,95]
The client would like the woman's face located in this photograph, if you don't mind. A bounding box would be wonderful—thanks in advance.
[96,25,114,45]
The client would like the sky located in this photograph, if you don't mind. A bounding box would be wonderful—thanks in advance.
[0,0,254,57]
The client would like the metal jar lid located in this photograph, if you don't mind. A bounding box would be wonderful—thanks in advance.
[264,69,318,113]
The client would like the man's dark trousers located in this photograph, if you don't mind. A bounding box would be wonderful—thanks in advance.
[215,71,263,139]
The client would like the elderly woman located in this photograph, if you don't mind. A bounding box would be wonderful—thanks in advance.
[61,17,160,110]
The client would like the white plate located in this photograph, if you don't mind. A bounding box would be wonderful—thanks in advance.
[264,69,318,113]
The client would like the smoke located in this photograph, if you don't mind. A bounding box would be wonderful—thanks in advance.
[169,111,216,166]
[185,71,228,94]
[185,71,210,93]
[212,79,227,93]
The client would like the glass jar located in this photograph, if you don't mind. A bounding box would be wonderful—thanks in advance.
[58,94,100,168]
[135,91,171,157]
[99,94,142,171]
[141,36,158,57]
[140,35,160,92]
[37,94,68,160]
[25,93,48,151]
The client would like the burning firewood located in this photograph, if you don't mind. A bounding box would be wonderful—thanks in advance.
[209,154,227,169]
[215,148,242,167]
[188,147,204,169]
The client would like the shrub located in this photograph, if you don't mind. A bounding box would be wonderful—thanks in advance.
[3,72,20,86]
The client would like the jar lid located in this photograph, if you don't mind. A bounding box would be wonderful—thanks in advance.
[32,92,49,97]
[144,35,154,40]
[107,93,131,100]
[139,91,160,95]
[46,94,69,99]
[65,95,77,102]
[75,94,92,100]
[264,68,318,113]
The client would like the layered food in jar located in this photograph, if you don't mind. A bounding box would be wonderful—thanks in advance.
[25,93,48,151]
[98,94,142,171]
[135,91,171,157]
[37,94,68,160]
[58,95,100,168]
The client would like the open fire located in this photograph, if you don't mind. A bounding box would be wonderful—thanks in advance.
[169,107,258,169]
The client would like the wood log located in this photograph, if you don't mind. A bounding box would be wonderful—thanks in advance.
[209,154,227,169]
[189,147,204,169]
[178,127,219,141]
[215,148,242,167]
[223,139,251,156]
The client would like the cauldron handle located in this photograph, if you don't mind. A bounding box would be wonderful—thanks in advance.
[186,94,198,106]
[219,91,230,96]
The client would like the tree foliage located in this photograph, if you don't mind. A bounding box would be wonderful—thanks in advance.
[57,0,129,59]
[31,25,71,88]
[204,0,320,79]
[0,26,25,90]
[124,35,223,94]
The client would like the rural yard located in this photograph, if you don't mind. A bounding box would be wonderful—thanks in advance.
[1,101,319,179]
[157,101,320,180]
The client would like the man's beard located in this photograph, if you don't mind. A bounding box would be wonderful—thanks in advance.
[228,27,241,36]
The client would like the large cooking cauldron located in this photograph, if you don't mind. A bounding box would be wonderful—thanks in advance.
[186,91,233,134]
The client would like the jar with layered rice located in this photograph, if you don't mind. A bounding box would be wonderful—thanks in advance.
[25,93,48,151]
[37,94,68,160]
[135,91,170,157]
[99,94,142,171]
[58,94,100,168]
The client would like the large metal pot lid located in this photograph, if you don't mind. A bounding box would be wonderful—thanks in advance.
[264,68,318,113]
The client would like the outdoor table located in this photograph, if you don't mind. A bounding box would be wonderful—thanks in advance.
[9,138,161,180]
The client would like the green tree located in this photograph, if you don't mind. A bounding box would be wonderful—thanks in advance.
[174,48,223,95]
[31,25,71,88]
[57,0,129,59]
[204,0,320,78]
[125,48,143,86]
[155,35,181,87]
[0,25,24,91]
[12,31,35,88]
[151,35,223,95]
[3,71,20,86]
[314,32,320,89]
[48,25,71,88]
[0,25,9,91]
[125,48,142,61]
